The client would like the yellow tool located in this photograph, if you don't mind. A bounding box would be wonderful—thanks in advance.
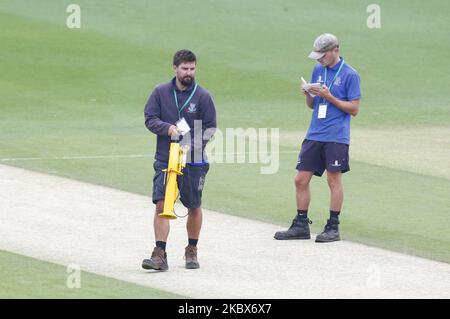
[158,142,188,219]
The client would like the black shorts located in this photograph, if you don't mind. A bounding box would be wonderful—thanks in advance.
[152,160,209,209]
[296,139,350,177]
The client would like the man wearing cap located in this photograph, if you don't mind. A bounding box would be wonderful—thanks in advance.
[274,33,361,242]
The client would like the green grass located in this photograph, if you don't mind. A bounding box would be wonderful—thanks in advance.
[1,0,449,297]
[0,250,184,298]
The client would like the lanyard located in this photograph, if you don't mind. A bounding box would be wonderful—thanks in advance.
[173,83,198,115]
[324,59,345,92]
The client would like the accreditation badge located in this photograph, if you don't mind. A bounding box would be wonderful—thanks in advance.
[175,117,191,135]
[318,103,327,119]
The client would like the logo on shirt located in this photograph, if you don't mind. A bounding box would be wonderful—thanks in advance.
[334,76,342,87]
[188,103,197,113]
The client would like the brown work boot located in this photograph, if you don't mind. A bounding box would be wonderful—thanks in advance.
[142,247,168,271]
[184,245,200,269]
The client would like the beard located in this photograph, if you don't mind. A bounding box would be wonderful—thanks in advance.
[179,75,194,87]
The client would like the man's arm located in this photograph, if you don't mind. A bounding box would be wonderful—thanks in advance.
[308,85,360,116]
[144,88,179,137]
[199,92,217,142]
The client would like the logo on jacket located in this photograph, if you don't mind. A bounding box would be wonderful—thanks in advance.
[188,103,197,113]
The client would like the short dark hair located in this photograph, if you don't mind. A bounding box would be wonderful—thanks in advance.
[173,49,196,66]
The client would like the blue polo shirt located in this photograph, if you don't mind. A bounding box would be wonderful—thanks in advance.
[305,57,361,145]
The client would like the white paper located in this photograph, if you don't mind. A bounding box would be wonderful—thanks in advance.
[176,117,191,135]
[301,77,322,98]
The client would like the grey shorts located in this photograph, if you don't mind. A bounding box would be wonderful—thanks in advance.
[296,139,350,176]
[152,160,209,209]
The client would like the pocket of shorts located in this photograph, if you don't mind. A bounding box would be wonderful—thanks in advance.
[154,161,168,171]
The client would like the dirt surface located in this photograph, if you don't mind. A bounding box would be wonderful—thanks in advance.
[1,164,449,298]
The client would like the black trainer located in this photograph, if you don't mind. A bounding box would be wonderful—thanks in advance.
[274,216,312,240]
[315,218,340,243]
